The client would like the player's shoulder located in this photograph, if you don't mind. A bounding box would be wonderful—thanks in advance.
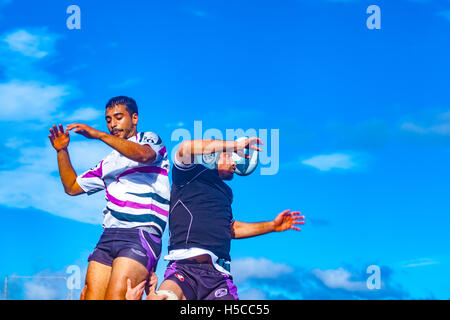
[139,131,163,145]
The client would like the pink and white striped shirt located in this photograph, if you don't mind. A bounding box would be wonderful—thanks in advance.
[76,132,170,236]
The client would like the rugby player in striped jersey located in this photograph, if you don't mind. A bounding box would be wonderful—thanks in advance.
[48,96,170,300]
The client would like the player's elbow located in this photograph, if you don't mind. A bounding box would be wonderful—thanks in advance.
[64,183,83,196]
[137,145,157,163]
[176,141,193,162]
[230,221,238,239]
[178,141,191,158]
[139,150,156,163]
[65,188,78,196]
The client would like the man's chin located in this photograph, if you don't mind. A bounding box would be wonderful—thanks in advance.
[220,172,234,181]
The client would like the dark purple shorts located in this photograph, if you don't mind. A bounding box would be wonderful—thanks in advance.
[88,228,161,272]
[164,260,239,300]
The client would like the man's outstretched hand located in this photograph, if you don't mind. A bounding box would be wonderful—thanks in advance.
[235,137,263,159]
[67,123,105,140]
[273,209,305,232]
[48,124,70,151]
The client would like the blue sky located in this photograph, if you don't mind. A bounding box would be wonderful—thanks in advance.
[0,0,449,299]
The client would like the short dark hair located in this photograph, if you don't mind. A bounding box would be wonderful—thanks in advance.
[105,96,138,116]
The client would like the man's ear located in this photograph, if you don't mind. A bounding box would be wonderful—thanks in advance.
[132,113,139,126]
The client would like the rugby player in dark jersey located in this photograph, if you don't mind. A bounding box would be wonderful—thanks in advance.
[127,138,305,300]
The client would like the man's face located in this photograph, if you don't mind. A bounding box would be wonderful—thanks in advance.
[105,104,138,139]
[217,152,236,181]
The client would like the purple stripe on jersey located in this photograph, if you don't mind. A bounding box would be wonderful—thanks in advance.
[116,166,168,181]
[82,160,103,178]
[158,146,167,157]
[224,275,239,300]
[105,190,169,217]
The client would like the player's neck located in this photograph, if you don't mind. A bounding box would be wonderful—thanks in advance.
[125,127,138,139]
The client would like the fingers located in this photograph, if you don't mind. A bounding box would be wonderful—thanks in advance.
[49,124,67,138]
[249,137,263,145]
[67,123,89,136]
[54,124,64,137]
[284,211,305,219]
[145,272,158,296]
[291,226,302,231]
[49,127,56,139]
[136,280,147,292]
[127,278,132,291]
[148,280,157,295]
[250,145,263,152]
[149,272,158,287]
[127,278,146,290]
[66,123,81,131]
[291,212,305,220]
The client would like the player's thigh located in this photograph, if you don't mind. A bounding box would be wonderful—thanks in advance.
[157,279,187,300]
[104,257,149,300]
[84,260,112,300]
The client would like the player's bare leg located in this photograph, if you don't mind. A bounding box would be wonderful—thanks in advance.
[80,284,87,300]
[104,257,149,300]
[84,261,112,300]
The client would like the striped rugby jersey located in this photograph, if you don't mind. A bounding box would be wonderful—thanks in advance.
[76,131,170,236]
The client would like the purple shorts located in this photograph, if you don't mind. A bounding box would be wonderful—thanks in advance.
[88,228,161,272]
[164,260,239,300]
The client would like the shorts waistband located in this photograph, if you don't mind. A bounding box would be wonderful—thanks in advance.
[102,226,160,237]
[173,258,231,273]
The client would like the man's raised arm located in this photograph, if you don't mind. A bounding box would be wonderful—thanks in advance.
[48,124,85,196]
[231,210,305,239]
[176,137,262,165]
[66,123,156,164]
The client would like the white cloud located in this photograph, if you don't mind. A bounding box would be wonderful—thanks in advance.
[232,257,293,284]
[301,153,356,171]
[24,281,60,300]
[0,80,70,122]
[65,107,102,122]
[401,258,439,268]
[401,111,450,137]
[0,27,111,225]
[0,28,101,127]
[239,288,267,300]
[1,29,57,59]
[4,136,31,149]
[0,140,111,224]
[312,267,367,291]
[401,122,427,134]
